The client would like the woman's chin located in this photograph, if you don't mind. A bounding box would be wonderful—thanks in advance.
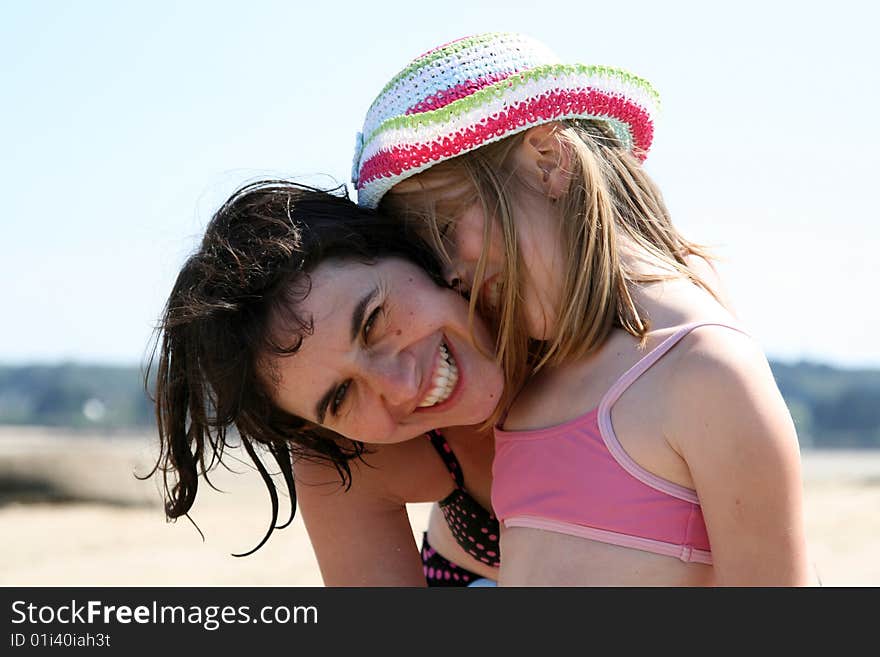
[459,394,502,427]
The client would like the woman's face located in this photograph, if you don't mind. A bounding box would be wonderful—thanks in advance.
[264,257,504,444]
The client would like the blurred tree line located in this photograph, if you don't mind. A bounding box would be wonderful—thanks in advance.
[0,362,878,447]
[771,362,880,448]
[0,364,155,430]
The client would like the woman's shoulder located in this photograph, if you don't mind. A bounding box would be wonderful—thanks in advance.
[293,433,455,506]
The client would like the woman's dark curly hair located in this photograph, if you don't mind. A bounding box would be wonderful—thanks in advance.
[143,179,444,556]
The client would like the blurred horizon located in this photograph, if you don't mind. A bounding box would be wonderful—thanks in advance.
[5,360,879,448]
[3,352,878,372]
[2,1,878,369]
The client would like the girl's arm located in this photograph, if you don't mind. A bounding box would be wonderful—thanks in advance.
[666,327,815,585]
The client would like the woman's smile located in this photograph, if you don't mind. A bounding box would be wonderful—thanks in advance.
[415,338,462,411]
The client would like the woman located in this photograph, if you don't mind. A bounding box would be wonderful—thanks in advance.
[352,32,816,585]
[148,180,503,585]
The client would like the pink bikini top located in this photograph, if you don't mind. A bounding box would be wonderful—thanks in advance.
[492,321,747,565]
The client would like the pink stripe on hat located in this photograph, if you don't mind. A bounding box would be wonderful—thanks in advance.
[358,87,655,197]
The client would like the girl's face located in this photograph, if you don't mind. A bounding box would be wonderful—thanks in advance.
[263,257,504,444]
[396,175,565,341]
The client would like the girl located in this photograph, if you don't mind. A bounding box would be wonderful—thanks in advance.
[352,31,816,585]
[149,180,504,585]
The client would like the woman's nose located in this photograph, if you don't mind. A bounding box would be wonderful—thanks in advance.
[366,352,420,408]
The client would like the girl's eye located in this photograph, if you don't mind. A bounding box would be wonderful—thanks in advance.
[332,380,350,415]
[363,305,383,341]
[439,220,452,240]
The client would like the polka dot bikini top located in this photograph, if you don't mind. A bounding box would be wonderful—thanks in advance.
[429,430,500,568]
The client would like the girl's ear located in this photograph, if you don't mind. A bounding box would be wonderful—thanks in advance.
[510,123,572,199]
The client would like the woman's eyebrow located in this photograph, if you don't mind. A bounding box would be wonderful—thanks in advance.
[314,286,378,424]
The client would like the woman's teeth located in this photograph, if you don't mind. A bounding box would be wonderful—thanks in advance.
[418,343,459,408]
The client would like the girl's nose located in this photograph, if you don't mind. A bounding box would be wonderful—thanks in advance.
[443,262,467,295]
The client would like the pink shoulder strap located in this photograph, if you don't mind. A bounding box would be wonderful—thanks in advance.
[600,321,749,412]
[594,321,749,503]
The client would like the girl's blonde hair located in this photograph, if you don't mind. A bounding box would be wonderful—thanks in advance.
[381,120,717,427]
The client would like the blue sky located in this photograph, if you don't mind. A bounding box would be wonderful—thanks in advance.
[1,0,878,368]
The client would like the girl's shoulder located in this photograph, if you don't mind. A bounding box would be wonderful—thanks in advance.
[660,323,798,458]
[665,321,771,394]
[502,319,771,437]
[685,254,736,315]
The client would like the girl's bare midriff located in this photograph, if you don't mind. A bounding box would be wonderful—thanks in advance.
[499,528,715,586]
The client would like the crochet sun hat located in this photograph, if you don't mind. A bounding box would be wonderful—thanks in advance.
[352,31,661,209]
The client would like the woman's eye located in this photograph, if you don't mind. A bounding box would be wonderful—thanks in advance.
[331,380,350,415]
[363,305,383,341]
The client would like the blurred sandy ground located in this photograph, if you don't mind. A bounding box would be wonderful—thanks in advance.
[1,427,878,586]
